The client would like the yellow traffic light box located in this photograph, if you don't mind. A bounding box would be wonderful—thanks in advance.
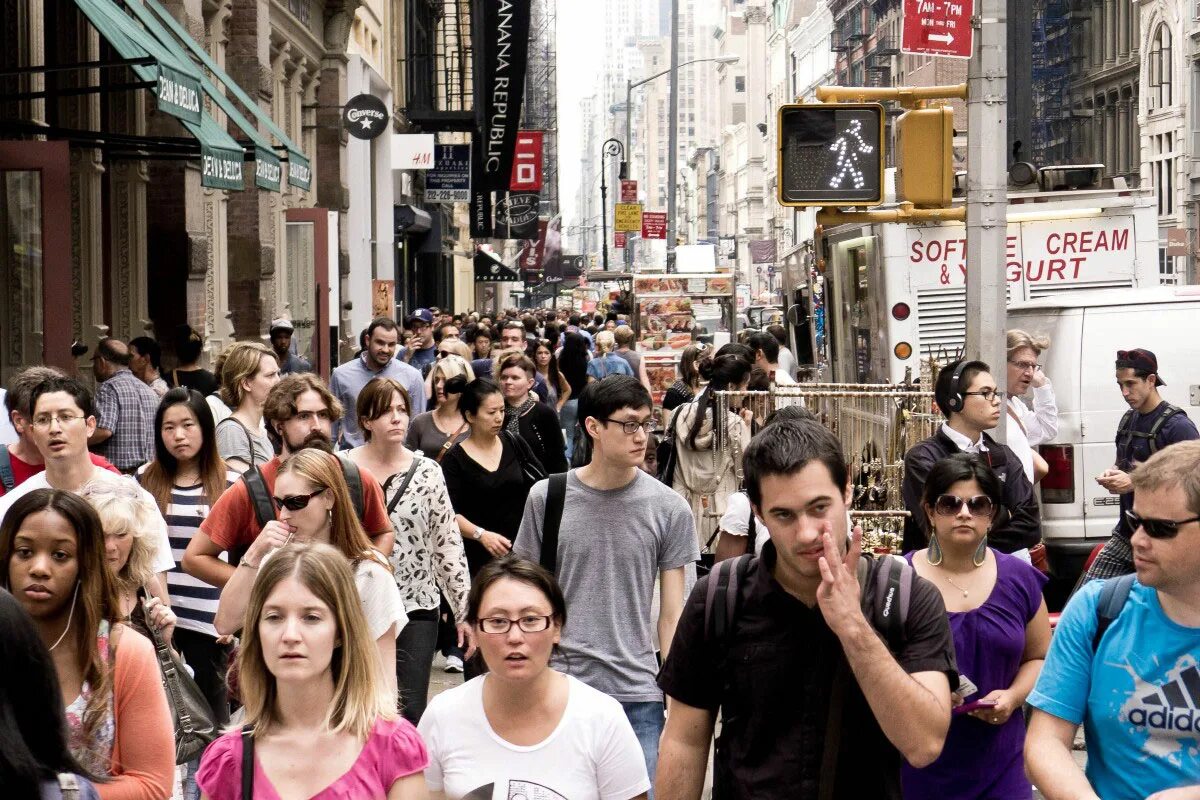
[777,103,885,207]
[895,105,954,208]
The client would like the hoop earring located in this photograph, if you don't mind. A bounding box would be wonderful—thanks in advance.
[973,535,988,567]
[928,532,944,566]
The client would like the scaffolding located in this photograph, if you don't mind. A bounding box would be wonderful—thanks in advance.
[1031,0,1072,162]
[523,0,559,216]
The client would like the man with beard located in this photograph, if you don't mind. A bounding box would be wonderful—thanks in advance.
[182,374,394,589]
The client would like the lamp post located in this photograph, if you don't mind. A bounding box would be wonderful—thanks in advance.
[599,137,624,271]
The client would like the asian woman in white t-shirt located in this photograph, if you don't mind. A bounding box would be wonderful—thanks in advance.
[418,556,650,800]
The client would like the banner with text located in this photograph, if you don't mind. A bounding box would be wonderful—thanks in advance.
[614,203,643,232]
[495,192,540,239]
[478,0,533,192]
[427,144,471,202]
[510,131,544,191]
[641,212,667,240]
[470,136,494,237]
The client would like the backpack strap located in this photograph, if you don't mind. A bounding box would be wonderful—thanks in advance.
[873,556,913,651]
[241,725,255,800]
[384,457,423,516]
[242,465,275,530]
[1146,403,1182,454]
[540,472,569,574]
[705,554,753,646]
[336,454,365,520]
[1092,572,1136,652]
[0,444,15,492]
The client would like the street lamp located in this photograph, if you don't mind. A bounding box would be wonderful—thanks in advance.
[624,55,740,163]
[599,137,624,272]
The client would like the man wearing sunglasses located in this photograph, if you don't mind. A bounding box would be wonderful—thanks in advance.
[182,374,394,590]
[901,360,1041,558]
[1086,348,1199,581]
[1026,440,1200,800]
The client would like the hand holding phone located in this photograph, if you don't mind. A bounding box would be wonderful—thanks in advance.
[954,699,999,716]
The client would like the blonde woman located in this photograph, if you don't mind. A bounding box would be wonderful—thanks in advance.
[214,341,280,471]
[214,448,406,695]
[198,544,428,799]
[408,354,475,461]
[585,330,635,383]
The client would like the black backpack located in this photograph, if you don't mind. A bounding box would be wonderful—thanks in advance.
[0,445,14,492]
[1091,572,1136,652]
[656,405,686,485]
[1115,403,1183,463]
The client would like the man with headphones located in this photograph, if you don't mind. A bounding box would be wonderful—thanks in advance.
[900,359,1042,557]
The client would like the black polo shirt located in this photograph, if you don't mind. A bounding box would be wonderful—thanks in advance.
[658,543,957,800]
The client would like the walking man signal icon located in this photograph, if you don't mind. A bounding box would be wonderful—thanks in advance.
[828,119,873,191]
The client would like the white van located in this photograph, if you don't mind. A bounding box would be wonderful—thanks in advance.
[1007,286,1200,584]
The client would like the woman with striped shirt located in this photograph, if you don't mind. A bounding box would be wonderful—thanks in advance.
[138,389,237,786]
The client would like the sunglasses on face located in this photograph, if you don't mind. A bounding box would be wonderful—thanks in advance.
[272,487,326,512]
[1125,510,1200,539]
[933,494,995,517]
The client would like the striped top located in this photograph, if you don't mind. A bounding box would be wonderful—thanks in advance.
[140,469,238,638]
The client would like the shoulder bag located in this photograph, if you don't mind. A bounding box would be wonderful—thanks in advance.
[503,430,547,487]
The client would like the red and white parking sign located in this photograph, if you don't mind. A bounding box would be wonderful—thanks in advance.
[509,131,544,191]
[901,0,973,59]
[641,212,667,240]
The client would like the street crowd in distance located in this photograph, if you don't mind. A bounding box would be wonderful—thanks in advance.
[0,309,1197,800]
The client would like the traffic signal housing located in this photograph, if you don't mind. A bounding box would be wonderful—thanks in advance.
[895,105,954,208]
[777,103,885,207]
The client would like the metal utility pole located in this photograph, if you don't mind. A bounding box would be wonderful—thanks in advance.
[665,0,680,272]
[599,138,623,271]
[965,0,1008,440]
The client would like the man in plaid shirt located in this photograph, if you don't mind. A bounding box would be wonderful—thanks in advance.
[88,337,159,472]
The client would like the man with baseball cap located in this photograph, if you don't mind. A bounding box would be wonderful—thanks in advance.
[401,308,437,373]
[269,318,312,375]
[1088,348,1199,580]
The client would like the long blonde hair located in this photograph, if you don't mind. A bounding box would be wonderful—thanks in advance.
[77,477,161,592]
[236,543,394,739]
[274,449,388,571]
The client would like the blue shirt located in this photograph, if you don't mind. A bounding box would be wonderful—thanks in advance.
[586,354,634,381]
[400,344,437,373]
[329,354,426,447]
[1028,578,1200,799]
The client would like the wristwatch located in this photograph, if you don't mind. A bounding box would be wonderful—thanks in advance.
[473,526,485,540]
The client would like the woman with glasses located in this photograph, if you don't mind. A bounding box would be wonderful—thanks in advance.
[418,556,650,799]
[903,453,1050,800]
[533,339,570,414]
[348,378,474,723]
[214,448,406,696]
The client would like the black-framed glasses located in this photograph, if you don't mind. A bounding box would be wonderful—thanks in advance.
[477,615,554,634]
[963,389,1006,404]
[271,487,327,512]
[1125,510,1200,540]
[600,418,654,436]
[933,494,995,517]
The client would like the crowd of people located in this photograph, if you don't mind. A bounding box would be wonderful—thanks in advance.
[0,308,1196,800]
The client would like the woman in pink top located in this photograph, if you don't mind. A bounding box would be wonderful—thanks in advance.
[198,543,427,799]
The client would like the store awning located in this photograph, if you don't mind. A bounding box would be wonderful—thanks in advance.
[71,0,245,190]
[132,0,312,191]
[474,247,521,283]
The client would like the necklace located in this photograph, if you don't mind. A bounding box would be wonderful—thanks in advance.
[943,574,970,598]
[48,583,80,651]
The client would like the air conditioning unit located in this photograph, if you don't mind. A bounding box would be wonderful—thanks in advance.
[1037,164,1103,191]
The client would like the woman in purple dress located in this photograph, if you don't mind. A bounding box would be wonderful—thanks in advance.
[903,453,1051,799]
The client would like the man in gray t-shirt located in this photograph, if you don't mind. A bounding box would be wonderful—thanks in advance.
[516,376,698,786]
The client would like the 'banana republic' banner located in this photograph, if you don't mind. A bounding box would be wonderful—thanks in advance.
[477,0,532,192]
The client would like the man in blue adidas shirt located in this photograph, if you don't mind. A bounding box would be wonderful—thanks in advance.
[1026,439,1200,800]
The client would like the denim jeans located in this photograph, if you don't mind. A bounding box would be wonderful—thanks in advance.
[620,700,664,796]
[396,611,440,724]
[560,398,579,460]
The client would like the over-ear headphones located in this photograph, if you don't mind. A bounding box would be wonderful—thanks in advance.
[943,360,969,413]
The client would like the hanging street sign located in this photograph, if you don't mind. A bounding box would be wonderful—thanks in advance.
[614,231,627,248]
[392,134,435,169]
[427,144,472,202]
[343,93,390,140]
[510,131,544,191]
[641,212,668,240]
[614,203,643,232]
[901,0,974,59]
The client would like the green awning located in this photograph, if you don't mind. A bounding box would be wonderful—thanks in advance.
[119,0,281,192]
[72,0,244,190]
[134,0,313,191]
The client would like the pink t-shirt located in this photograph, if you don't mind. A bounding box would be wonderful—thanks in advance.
[196,717,427,800]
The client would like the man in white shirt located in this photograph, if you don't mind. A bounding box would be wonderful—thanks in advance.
[0,375,175,583]
[1006,330,1059,483]
[748,331,796,385]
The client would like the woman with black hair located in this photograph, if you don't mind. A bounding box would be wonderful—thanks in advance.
[671,343,754,552]
[0,589,102,799]
[556,332,591,460]
[903,453,1050,800]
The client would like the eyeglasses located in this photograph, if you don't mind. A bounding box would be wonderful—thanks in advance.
[963,389,1006,404]
[31,413,86,430]
[600,418,654,436]
[476,615,554,634]
[933,494,995,517]
[271,487,327,512]
[1124,510,1200,540]
[1008,360,1041,372]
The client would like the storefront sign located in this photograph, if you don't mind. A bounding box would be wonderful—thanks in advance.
[542,216,563,282]
[287,155,312,191]
[156,64,202,123]
[253,146,282,192]
[496,192,540,239]
[614,203,642,232]
[620,180,638,203]
[392,134,436,169]
[510,131,544,191]
[201,143,244,190]
[343,94,390,140]
[641,212,667,240]
[1166,227,1191,257]
[479,0,533,191]
[427,144,472,202]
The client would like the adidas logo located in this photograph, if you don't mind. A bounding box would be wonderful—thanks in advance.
[1126,664,1200,735]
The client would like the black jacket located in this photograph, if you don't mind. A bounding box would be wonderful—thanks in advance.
[517,401,569,474]
[901,428,1041,554]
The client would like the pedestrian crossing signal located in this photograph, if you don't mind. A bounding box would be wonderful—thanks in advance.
[777,103,885,207]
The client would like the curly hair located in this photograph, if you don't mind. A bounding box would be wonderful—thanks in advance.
[76,478,161,592]
[263,374,344,429]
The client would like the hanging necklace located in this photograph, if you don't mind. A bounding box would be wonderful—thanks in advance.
[48,582,81,651]
[943,574,970,598]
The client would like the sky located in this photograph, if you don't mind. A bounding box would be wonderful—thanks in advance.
[555,1,605,242]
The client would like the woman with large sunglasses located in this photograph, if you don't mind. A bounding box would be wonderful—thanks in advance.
[418,556,649,799]
[903,453,1051,799]
[214,448,406,696]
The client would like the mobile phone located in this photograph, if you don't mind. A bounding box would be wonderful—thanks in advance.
[954,699,999,715]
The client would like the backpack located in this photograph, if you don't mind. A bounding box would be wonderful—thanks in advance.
[1091,572,1136,652]
[656,404,686,485]
[1115,403,1182,463]
[539,472,569,574]
[0,445,14,492]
